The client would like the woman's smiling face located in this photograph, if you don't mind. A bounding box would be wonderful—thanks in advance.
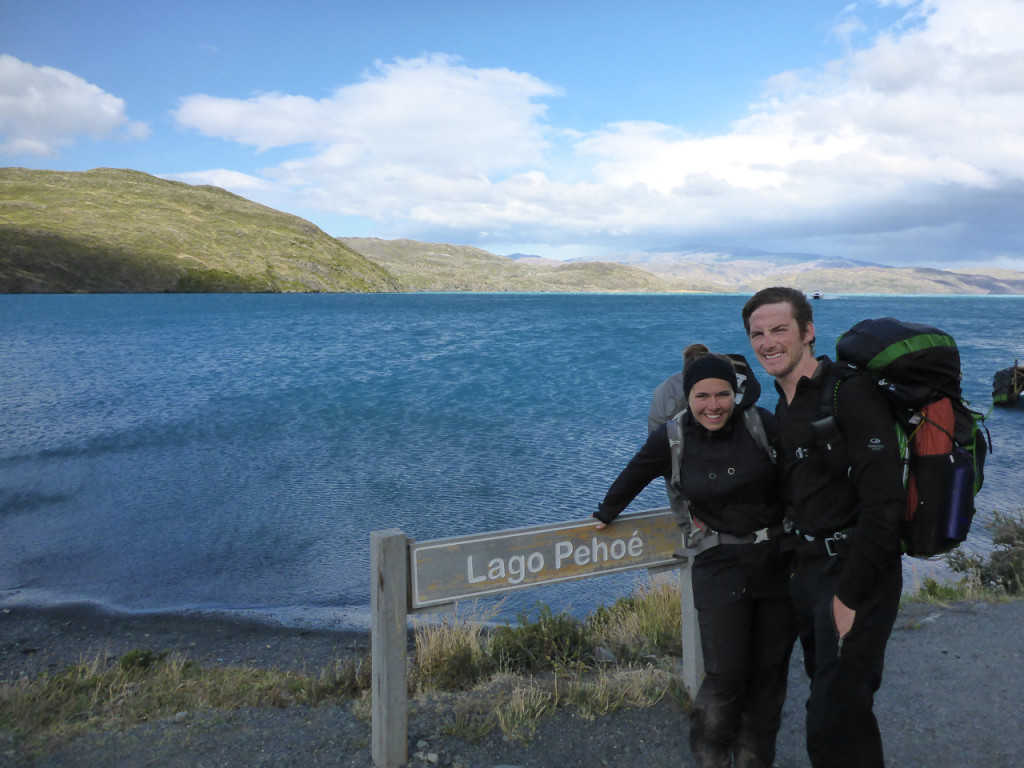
[687,377,735,431]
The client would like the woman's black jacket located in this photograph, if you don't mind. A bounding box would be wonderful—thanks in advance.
[595,405,789,608]
[596,406,784,534]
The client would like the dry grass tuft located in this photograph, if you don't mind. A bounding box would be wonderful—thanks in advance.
[411,602,499,692]
[560,667,676,721]
[0,648,370,752]
[586,579,682,662]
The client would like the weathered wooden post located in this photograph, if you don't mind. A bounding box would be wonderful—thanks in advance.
[371,528,408,768]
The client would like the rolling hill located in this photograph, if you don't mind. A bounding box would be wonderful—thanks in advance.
[338,237,684,292]
[3,167,1022,294]
[0,167,400,293]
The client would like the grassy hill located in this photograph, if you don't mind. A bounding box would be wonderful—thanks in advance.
[338,237,691,292]
[0,167,400,293]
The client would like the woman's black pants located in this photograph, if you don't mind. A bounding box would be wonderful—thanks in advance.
[689,594,797,768]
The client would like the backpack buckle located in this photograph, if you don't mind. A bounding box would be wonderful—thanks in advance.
[824,529,849,557]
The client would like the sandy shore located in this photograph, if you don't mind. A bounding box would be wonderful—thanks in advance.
[3,598,1024,767]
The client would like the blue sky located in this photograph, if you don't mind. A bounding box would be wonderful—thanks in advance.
[3,0,1023,268]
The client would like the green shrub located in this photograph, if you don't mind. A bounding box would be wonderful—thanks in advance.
[416,643,495,692]
[948,510,1024,595]
[916,577,966,602]
[490,603,589,672]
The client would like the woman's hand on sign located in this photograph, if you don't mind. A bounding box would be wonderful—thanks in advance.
[592,515,607,530]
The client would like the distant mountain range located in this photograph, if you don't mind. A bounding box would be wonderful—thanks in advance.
[570,244,884,269]
[508,245,1024,294]
[2,167,1023,294]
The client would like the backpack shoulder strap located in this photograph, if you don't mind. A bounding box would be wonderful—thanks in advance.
[818,360,860,420]
[741,407,775,464]
[668,406,776,483]
[666,408,687,489]
[814,361,912,480]
[812,361,861,475]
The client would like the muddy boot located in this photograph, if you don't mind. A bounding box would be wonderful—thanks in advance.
[733,745,771,768]
[691,738,732,768]
[689,709,733,768]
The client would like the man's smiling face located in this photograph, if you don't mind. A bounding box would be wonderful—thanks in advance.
[747,301,816,382]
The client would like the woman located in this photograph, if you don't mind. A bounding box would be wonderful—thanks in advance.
[594,352,795,768]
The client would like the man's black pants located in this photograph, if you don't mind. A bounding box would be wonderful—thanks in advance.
[790,551,902,768]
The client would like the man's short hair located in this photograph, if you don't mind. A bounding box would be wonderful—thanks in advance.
[741,286,814,336]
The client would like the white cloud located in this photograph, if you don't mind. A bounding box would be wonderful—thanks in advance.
[170,0,1024,264]
[174,53,559,172]
[0,55,149,157]
[163,169,271,192]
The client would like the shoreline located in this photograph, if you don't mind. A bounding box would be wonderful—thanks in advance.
[0,601,371,683]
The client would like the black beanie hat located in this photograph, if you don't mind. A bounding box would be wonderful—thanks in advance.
[682,356,736,399]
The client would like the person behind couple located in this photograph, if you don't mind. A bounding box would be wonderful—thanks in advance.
[593,350,795,768]
[742,287,904,768]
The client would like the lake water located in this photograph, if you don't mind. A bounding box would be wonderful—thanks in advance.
[1,293,1021,630]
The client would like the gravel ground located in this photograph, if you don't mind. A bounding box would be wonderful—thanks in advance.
[2,599,1023,768]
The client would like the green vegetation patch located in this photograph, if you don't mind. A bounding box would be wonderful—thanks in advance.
[0,168,399,293]
[948,510,1024,595]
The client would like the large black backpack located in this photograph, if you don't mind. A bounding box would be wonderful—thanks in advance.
[815,317,990,558]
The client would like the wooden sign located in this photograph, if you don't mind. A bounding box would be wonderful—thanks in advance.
[409,508,681,609]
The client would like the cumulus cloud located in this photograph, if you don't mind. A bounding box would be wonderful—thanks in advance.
[0,55,149,157]
[175,53,559,172]
[173,0,1024,264]
[164,169,271,192]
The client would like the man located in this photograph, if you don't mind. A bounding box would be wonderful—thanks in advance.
[742,287,905,768]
